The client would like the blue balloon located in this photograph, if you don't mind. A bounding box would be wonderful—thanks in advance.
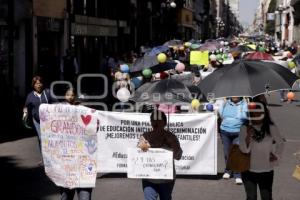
[120,64,129,73]
[206,104,214,111]
[131,77,142,88]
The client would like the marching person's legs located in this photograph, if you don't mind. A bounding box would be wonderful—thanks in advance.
[60,188,75,200]
[232,135,242,184]
[258,171,273,200]
[142,180,159,200]
[241,171,258,200]
[157,180,175,200]
[220,130,233,178]
[77,188,93,200]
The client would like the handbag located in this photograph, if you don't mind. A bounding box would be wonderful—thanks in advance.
[22,113,33,129]
[226,144,250,173]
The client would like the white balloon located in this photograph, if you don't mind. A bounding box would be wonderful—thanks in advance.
[220,41,225,46]
[170,2,176,8]
[117,88,131,102]
[210,54,217,61]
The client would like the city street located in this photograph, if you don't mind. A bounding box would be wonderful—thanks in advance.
[1,93,300,200]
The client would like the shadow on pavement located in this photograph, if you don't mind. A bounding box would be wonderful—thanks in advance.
[268,103,283,107]
[0,156,59,200]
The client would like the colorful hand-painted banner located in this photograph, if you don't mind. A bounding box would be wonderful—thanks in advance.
[40,104,98,189]
[40,105,217,181]
[97,111,217,175]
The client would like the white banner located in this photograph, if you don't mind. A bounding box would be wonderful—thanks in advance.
[97,111,217,175]
[40,104,98,188]
[127,148,174,179]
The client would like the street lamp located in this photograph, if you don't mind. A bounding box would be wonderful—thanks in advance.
[161,1,177,8]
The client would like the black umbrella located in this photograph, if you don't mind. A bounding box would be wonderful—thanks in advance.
[131,79,192,104]
[130,56,177,75]
[199,60,299,99]
[163,39,183,47]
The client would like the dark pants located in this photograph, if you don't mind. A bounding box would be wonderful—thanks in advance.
[241,170,274,200]
[60,188,92,200]
[142,180,175,200]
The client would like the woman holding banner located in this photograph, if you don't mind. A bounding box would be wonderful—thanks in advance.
[138,110,183,200]
[59,87,93,200]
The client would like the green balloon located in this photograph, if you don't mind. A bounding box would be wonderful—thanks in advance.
[216,54,222,60]
[223,54,228,60]
[288,61,296,69]
[142,68,152,78]
[259,47,265,52]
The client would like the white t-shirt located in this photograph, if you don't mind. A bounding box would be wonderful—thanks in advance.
[239,124,285,173]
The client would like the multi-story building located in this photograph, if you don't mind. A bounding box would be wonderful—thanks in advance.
[292,0,300,44]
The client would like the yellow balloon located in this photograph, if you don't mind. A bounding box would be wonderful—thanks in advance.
[184,42,192,47]
[191,99,201,109]
[157,53,167,63]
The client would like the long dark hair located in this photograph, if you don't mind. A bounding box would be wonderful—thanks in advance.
[248,100,274,137]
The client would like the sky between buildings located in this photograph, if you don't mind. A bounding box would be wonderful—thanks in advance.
[239,0,260,26]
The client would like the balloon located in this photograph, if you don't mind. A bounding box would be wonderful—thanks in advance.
[117,87,130,102]
[179,46,185,51]
[216,54,222,60]
[248,102,257,110]
[223,54,228,60]
[288,61,296,69]
[160,72,169,79]
[210,54,217,61]
[206,104,214,111]
[175,63,185,73]
[259,47,265,52]
[157,53,167,63]
[131,77,142,88]
[287,92,295,100]
[224,41,229,46]
[120,64,129,73]
[184,42,192,47]
[115,71,123,80]
[142,68,152,78]
[220,41,225,46]
[191,99,200,109]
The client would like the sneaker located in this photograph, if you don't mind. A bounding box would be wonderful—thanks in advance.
[222,173,230,179]
[235,178,243,185]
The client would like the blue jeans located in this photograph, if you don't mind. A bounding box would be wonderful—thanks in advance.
[220,129,241,178]
[60,188,92,200]
[142,180,175,200]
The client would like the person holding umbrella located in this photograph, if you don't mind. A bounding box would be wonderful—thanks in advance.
[218,97,248,184]
[239,99,284,200]
[138,110,182,200]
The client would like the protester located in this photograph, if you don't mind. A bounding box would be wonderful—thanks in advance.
[239,100,284,200]
[23,76,57,163]
[59,88,93,200]
[218,97,248,184]
[138,110,183,200]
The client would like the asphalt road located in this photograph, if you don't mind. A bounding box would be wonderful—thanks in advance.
[1,93,300,200]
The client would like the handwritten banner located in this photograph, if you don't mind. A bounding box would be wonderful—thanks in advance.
[40,104,98,189]
[127,148,173,179]
[97,111,217,175]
